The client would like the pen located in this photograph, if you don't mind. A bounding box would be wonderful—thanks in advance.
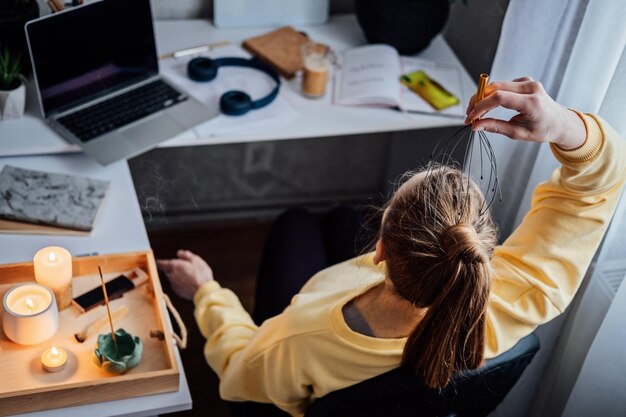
[159,41,230,60]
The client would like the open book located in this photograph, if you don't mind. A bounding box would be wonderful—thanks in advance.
[334,44,465,117]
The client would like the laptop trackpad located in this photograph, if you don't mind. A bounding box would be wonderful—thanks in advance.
[121,115,184,148]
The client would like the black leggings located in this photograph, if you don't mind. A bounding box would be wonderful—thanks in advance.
[252,206,362,324]
[231,206,363,417]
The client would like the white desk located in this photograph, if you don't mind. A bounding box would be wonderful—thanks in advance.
[0,14,474,157]
[0,13,475,416]
[0,155,149,262]
[0,154,192,417]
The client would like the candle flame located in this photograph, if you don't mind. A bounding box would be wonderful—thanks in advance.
[51,346,59,358]
[26,298,34,311]
[48,251,57,262]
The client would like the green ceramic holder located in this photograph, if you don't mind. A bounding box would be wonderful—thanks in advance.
[94,328,143,374]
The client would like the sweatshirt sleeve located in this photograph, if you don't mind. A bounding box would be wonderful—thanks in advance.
[193,281,258,374]
[193,281,311,416]
[485,113,626,358]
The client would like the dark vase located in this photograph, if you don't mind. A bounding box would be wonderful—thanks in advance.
[0,0,40,72]
[355,0,450,55]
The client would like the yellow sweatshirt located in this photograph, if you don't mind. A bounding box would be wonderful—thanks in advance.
[194,113,626,416]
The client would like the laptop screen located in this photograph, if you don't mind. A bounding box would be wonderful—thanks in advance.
[27,0,158,116]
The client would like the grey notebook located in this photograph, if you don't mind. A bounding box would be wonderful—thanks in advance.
[0,166,109,231]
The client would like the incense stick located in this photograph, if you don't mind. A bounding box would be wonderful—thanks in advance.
[74,305,129,343]
[98,266,117,349]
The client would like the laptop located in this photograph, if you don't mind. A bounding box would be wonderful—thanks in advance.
[25,0,218,165]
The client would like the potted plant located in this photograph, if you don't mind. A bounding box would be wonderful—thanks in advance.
[0,0,39,72]
[355,0,460,54]
[0,46,26,120]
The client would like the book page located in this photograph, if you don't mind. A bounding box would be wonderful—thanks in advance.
[399,57,465,117]
[335,44,401,107]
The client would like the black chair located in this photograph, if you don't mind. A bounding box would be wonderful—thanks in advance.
[305,333,540,417]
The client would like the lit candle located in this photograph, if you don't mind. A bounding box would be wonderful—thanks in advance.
[34,246,73,310]
[11,294,46,315]
[41,346,67,373]
[2,284,59,345]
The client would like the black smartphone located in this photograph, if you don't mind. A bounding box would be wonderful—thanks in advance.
[73,275,135,313]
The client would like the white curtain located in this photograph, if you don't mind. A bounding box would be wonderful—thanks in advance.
[473,0,626,416]
[468,0,591,237]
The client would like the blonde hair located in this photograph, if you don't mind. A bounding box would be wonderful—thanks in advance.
[381,164,498,388]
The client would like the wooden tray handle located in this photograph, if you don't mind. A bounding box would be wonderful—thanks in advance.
[163,293,188,350]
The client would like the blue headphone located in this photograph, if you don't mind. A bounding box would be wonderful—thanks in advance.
[187,57,281,116]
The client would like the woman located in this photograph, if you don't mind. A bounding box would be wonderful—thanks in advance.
[157,77,626,416]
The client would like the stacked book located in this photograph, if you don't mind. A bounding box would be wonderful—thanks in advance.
[0,166,109,235]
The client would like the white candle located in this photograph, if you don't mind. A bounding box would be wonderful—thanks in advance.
[34,246,73,310]
[10,294,48,315]
[41,346,68,373]
[2,284,59,345]
[34,246,72,291]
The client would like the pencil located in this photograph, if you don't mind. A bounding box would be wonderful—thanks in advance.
[159,41,230,60]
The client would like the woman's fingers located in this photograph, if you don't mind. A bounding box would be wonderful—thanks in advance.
[464,76,570,144]
[157,258,188,275]
[178,250,209,269]
[467,90,532,121]
[177,249,194,260]
[484,80,538,96]
[472,117,530,141]
[466,77,539,118]
[157,253,210,300]
[156,259,174,273]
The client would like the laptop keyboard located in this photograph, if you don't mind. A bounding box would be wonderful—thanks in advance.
[57,79,188,142]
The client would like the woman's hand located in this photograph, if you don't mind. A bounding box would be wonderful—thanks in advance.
[465,77,586,150]
[157,250,214,300]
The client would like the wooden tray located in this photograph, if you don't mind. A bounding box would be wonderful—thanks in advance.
[0,251,179,416]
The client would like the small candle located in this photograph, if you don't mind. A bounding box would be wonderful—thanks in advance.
[34,246,73,310]
[41,346,67,373]
[2,284,59,345]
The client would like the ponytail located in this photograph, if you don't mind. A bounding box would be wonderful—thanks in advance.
[382,166,497,388]
[402,224,491,387]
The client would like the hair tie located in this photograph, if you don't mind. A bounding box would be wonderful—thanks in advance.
[442,223,487,264]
